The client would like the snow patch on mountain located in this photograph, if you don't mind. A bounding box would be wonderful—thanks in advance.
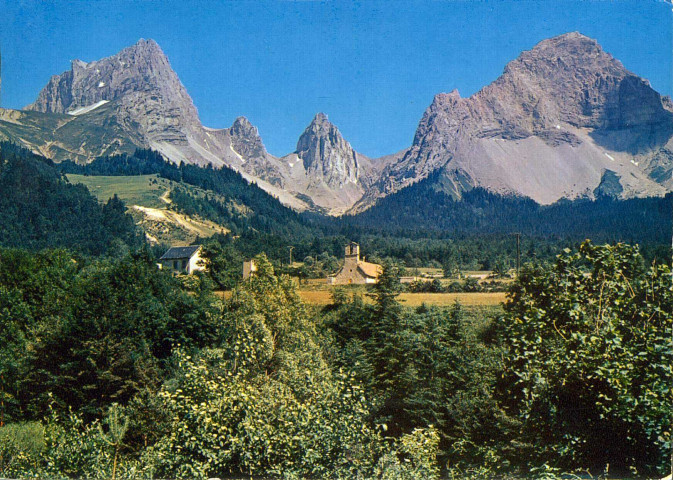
[67,100,109,116]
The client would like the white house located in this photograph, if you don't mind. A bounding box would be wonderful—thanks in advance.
[159,245,205,274]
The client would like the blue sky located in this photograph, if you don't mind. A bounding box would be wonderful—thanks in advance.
[1,0,671,157]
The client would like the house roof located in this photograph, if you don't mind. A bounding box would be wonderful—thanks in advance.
[358,260,382,278]
[160,245,201,261]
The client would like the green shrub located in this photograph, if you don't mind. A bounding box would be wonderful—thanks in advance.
[0,422,45,477]
[500,241,673,475]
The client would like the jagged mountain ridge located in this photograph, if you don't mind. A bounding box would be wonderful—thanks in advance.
[2,32,673,216]
[295,112,359,188]
[13,39,374,213]
[354,32,673,210]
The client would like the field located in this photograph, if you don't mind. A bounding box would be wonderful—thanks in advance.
[67,174,229,244]
[219,288,507,309]
[66,173,168,208]
[297,290,507,307]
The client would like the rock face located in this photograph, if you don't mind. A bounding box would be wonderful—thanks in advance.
[229,117,267,160]
[277,114,380,214]
[7,33,673,215]
[355,32,673,210]
[464,32,671,132]
[295,113,359,188]
[27,39,200,145]
[16,39,382,213]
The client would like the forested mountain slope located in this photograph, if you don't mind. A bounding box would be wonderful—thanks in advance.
[0,142,141,254]
[346,171,673,244]
[58,149,319,241]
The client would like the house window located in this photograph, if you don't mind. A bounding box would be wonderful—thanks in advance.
[182,260,188,270]
[173,260,178,270]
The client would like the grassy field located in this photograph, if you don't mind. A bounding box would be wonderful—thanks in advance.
[67,173,169,208]
[67,173,229,244]
[219,289,507,308]
[298,290,507,306]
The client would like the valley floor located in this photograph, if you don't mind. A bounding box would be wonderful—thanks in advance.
[217,289,507,307]
[299,290,507,307]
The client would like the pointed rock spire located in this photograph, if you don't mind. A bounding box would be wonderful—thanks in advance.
[295,113,359,188]
[229,116,268,159]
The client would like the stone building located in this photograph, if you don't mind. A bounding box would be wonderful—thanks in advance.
[242,259,258,280]
[159,245,205,274]
[329,242,382,285]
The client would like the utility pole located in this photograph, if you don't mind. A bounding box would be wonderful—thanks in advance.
[515,232,521,277]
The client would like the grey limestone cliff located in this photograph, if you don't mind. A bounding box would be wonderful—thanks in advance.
[295,113,360,188]
[354,32,673,210]
[11,33,673,216]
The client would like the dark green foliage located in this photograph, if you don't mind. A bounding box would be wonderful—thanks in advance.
[0,142,142,255]
[198,237,245,289]
[499,241,673,475]
[408,278,445,293]
[0,248,218,421]
[320,233,574,275]
[345,172,673,244]
[4,141,673,476]
[2,242,671,477]
[58,146,672,271]
[346,177,540,235]
[58,148,176,177]
[167,187,245,235]
[325,270,505,469]
[366,263,407,426]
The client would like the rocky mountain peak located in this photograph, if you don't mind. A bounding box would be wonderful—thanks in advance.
[229,116,268,159]
[295,113,359,188]
[490,31,672,131]
[310,112,330,127]
[367,32,673,210]
[447,89,461,98]
[520,31,602,60]
[26,38,198,122]
[232,116,253,129]
[410,32,673,149]
[26,38,202,150]
[131,38,162,52]
[507,31,614,77]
